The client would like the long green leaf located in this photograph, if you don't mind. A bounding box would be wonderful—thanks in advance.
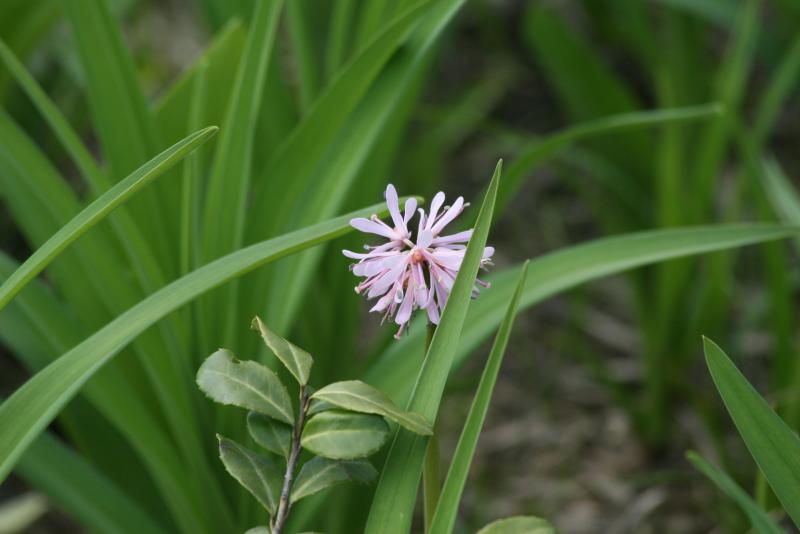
[17,432,169,534]
[60,0,174,269]
[0,200,394,482]
[703,338,800,527]
[762,158,800,225]
[0,126,217,312]
[365,161,501,533]
[365,225,800,405]
[200,0,283,344]
[686,451,783,534]
[429,261,529,534]
[498,104,723,210]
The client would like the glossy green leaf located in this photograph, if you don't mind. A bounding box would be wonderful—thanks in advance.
[0,200,392,483]
[366,224,800,405]
[310,381,431,436]
[365,161,501,533]
[430,261,529,534]
[686,451,782,534]
[290,457,377,504]
[703,338,800,527]
[247,412,292,459]
[197,350,293,424]
[301,410,389,460]
[252,316,313,385]
[476,516,555,534]
[0,126,217,312]
[217,436,283,514]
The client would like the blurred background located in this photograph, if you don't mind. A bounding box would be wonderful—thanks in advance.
[2,0,800,532]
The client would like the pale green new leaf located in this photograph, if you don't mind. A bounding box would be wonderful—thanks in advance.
[290,457,377,504]
[197,350,293,425]
[0,126,218,312]
[0,200,393,482]
[476,516,555,534]
[430,261,529,534]
[365,161,501,533]
[310,381,431,435]
[301,411,389,460]
[252,316,313,385]
[686,451,782,534]
[217,436,283,514]
[703,338,800,527]
[247,412,292,459]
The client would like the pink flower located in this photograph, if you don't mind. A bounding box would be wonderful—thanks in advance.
[344,185,493,338]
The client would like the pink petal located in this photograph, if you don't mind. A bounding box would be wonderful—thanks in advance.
[403,198,417,224]
[368,254,410,297]
[394,283,415,325]
[417,229,433,249]
[427,192,445,229]
[350,217,395,239]
[385,184,404,230]
[431,196,464,234]
[432,229,472,245]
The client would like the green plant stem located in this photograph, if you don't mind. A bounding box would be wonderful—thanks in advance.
[422,323,440,532]
[272,385,311,534]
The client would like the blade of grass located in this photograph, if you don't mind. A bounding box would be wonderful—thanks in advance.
[154,20,246,147]
[686,451,782,534]
[497,104,723,211]
[703,338,800,527]
[364,161,501,534]
[429,261,529,534]
[17,431,170,534]
[0,199,398,483]
[365,224,800,404]
[0,126,217,312]
[286,0,320,113]
[60,0,174,271]
[200,0,283,346]
[325,0,355,79]
[0,253,224,534]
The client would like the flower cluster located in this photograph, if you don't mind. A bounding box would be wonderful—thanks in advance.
[344,185,493,338]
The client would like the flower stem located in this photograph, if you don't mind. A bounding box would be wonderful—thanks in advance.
[422,323,441,532]
[271,385,310,534]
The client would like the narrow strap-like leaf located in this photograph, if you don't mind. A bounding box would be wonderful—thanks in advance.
[0,127,217,312]
[686,451,783,534]
[429,261,529,533]
[703,338,800,527]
